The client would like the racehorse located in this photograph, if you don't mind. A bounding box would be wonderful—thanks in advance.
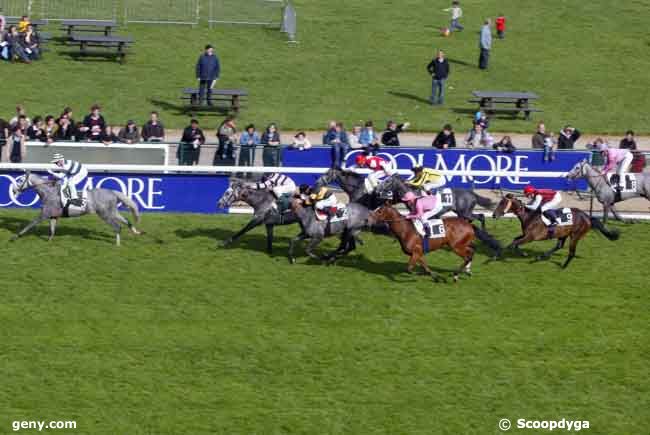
[369,205,501,282]
[287,197,370,264]
[217,180,299,254]
[492,194,619,268]
[10,172,141,246]
[565,159,650,223]
[377,174,494,229]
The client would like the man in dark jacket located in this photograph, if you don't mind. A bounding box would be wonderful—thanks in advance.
[381,121,409,147]
[427,50,450,105]
[142,111,165,142]
[195,45,221,106]
[557,125,581,149]
[432,124,456,149]
[179,119,205,165]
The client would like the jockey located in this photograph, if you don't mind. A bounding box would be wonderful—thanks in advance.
[299,184,340,218]
[407,165,446,194]
[599,143,633,191]
[354,153,395,192]
[47,153,88,206]
[523,185,562,227]
[251,173,296,210]
[402,191,442,236]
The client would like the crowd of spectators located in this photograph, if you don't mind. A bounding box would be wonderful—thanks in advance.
[0,15,41,63]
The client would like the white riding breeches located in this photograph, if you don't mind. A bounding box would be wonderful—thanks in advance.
[316,195,338,211]
[63,167,88,199]
[617,152,633,177]
[422,179,446,193]
[365,171,387,193]
[540,192,562,213]
[272,180,296,198]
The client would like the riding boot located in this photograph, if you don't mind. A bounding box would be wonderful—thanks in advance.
[615,185,623,202]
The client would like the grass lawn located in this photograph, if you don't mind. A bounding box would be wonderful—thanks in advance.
[2,0,650,135]
[0,209,648,434]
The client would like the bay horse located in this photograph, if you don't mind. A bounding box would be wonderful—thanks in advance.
[369,205,501,282]
[492,194,619,268]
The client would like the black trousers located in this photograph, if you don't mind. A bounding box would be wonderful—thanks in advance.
[478,48,490,69]
[199,80,214,104]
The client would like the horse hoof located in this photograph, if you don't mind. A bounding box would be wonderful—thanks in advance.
[465,271,472,277]
[453,274,459,283]
[520,252,528,257]
[222,238,232,247]
[9,235,18,242]
[289,257,296,265]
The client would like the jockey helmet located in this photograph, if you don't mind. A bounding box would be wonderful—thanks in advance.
[523,185,536,196]
[51,153,65,163]
[412,165,423,173]
[401,191,417,203]
[355,154,368,166]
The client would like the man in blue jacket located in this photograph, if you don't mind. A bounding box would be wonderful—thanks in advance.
[195,45,221,106]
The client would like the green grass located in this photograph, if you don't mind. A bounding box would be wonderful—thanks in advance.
[3,0,650,134]
[0,209,648,434]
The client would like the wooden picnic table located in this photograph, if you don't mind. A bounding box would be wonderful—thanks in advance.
[469,90,542,120]
[69,33,134,64]
[62,20,118,37]
[4,18,48,29]
[181,88,249,113]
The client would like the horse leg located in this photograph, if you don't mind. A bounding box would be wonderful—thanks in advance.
[224,216,263,247]
[610,205,627,224]
[507,233,534,257]
[471,213,486,230]
[288,232,307,264]
[10,215,46,241]
[305,236,325,261]
[536,237,567,261]
[115,212,141,235]
[97,211,122,246]
[265,224,274,254]
[48,218,58,242]
[562,236,579,269]
[451,243,475,281]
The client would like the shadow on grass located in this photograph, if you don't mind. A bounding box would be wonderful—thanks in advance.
[0,216,115,243]
[387,91,431,105]
[64,51,126,64]
[447,57,473,67]
[149,98,231,118]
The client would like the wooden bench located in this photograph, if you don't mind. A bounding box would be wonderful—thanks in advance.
[470,91,542,120]
[4,18,48,30]
[61,20,118,37]
[69,33,134,64]
[181,88,249,113]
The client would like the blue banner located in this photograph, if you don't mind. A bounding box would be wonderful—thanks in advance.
[282,147,590,191]
[0,148,589,214]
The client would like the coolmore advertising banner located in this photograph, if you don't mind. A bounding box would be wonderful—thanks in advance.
[0,147,589,213]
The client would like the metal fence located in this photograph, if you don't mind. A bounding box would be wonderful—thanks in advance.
[0,0,35,17]
[280,1,296,42]
[40,0,117,21]
[208,0,284,27]
[124,0,199,25]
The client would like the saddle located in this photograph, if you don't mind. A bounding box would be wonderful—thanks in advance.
[315,205,348,222]
[60,187,88,216]
[607,173,636,193]
[413,218,446,239]
[540,208,573,227]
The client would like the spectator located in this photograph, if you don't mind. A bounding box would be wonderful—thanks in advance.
[291,131,312,151]
[427,49,449,105]
[18,15,30,33]
[100,126,120,145]
[0,117,8,161]
[432,124,457,149]
[543,133,556,162]
[322,120,336,144]
[118,120,141,144]
[5,26,30,63]
[10,105,31,127]
[493,136,516,153]
[495,14,506,39]
[557,125,581,149]
[478,19,492,70]
[238,124,260,175]
[142,111,165,142]
[531,122,546,149]
[0,19,8,60]
[324,121,349,168]
[195,44,220,106]
[444,1,464,32]
[43,115,57,143]
[215,116,237,164]
[619,130,637,150]
[474,111,490,130]
[79,104,106,141]
[55,116,75,141]
[348,126,362,149]
[26,116,45,141]
[381,120,409,147]
[179,119,205,166]
[21,25,39,60]
[9,116,27,163]
[261,123,281,167]
[359,120,380,154]
[56,107,75,127]
[465,123,492,148]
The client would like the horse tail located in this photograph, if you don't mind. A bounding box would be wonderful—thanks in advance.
[472,224,502,257]
[472,192,494,208]
[115,191,141,223]
[590,217,619,241]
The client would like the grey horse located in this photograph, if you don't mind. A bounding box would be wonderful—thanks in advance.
[565,159,650,223]
[377,174,494,229]
[10,172,141,245]
[217,180,299,254]
[287,197,370,264]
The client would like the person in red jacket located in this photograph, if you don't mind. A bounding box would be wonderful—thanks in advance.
[495,14,506,39]
[524,185,562,226]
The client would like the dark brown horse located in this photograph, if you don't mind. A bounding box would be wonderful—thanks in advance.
[492,194,619,268]
[369,205,501,282]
